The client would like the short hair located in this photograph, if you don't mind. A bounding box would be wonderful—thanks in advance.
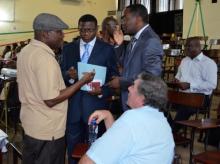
[78,14,97,27]
[185,36,201,45]
[137,73,167,110]
[185,36,202,49]
[126,4,149,24]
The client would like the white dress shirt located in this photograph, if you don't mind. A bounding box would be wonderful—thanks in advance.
[69,37,96,84]
[80,37,96,60]
[175,52,217,95]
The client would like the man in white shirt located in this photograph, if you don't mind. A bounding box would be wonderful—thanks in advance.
[173,37,217,132]
[79,73,174,164]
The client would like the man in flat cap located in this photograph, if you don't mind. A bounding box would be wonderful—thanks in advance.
[17,13,95,164]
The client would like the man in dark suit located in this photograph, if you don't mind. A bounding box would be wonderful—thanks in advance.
[61,14,118,164]
[108,4,164,111]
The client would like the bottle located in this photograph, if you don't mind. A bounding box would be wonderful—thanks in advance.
[88,119,98,145]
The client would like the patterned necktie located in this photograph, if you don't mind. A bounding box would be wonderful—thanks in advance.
[128,37,137,54]
[81,43,90,63]
[125,37,137,63]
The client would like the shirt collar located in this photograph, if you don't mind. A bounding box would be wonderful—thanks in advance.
[134,24,149,40]
[193,52,204,61]
[30,39,55,57]
[132,105,159,112]
[80,37,96,47]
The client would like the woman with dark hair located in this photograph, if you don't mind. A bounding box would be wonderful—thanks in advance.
[101,16,119,45]
[101,16,126,74]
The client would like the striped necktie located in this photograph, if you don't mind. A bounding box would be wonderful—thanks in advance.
[128,37,137,53]
[124,37,137,63]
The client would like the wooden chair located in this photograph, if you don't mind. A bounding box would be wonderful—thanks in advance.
[193,132,220,164]
[167,90,206,145]
[193,151,220,164]
[176,119,220,164]
[168,90,206,120]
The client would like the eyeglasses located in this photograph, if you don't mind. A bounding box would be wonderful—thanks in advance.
[79,28,96,33]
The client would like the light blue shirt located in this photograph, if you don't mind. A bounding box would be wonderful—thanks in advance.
[80,37,96,60]
[69,37,96,84]
[87,106,174,164]
[175,52,217,95]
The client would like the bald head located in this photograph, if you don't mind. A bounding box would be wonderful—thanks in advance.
[185,37,202,59]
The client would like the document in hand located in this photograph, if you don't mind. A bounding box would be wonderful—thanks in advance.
[78,62,107,91]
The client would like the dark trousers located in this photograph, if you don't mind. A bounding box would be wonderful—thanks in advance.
[66,121,87,164]
[22,135,65,164]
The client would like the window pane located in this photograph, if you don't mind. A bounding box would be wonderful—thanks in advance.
[170,0,184,11]
[156,0,169,12]
[0,0,14,21]
[170,0,175,10]
[118,0,131,11]
[175,0,184,10]
[125,0,130,7]
[141,0,151,14]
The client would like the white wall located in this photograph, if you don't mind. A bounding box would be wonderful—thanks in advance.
[183,0,220,40]
[0,0,117,47]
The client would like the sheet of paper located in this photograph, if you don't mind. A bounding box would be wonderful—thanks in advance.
[78,62,107,91]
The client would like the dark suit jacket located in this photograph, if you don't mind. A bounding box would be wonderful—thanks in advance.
[61,38,118,124]
[120,25,164,110]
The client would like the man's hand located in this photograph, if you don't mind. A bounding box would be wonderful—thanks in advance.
[67,66,77,80]
[177,82,190,90]
[113,25,124,46]
[107,76,120,89]
[88,110,111,124]
[88,110,114,129]
[80,71,95,84]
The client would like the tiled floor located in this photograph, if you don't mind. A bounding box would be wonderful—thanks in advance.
[175,127,218,164]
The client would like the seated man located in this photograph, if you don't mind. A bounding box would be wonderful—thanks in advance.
[79,73,174,164]
[172,37,218,132]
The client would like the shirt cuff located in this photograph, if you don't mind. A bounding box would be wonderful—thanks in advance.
[69,79,75,84]
[98,94,103,98]
[189,81,197,92]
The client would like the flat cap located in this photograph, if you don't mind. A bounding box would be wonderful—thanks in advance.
[33,13,69,31]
